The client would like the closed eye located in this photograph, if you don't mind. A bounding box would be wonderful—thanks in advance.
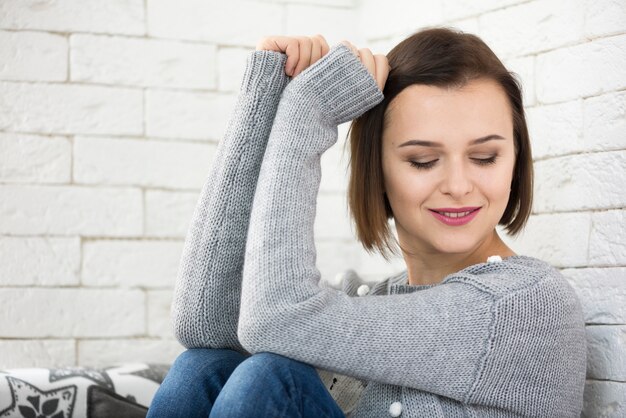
[409,155,498,170]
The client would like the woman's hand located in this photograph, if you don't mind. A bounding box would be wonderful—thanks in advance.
[340,40,389,92]
[255,35,389,91]
[255,35,330,78]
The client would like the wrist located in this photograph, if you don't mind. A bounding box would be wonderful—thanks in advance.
[286,43,384,125]
[241,50,289,95]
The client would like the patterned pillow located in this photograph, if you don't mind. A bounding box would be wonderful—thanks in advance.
[0,363,170,418]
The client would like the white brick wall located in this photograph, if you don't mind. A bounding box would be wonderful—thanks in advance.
[0,0,624,414]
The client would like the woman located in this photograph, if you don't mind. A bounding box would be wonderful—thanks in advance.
[147,27,587,417]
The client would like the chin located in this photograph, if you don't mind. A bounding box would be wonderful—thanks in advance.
[428,234,480,254]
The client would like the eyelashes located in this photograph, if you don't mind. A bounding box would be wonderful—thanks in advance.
[409,155,498,170]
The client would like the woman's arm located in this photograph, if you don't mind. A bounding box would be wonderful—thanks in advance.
[238,43,586,415]
[169,49,289,354]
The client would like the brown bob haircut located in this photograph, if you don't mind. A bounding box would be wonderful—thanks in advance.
[345,26,533,261]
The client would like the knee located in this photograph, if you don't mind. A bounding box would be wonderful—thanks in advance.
[170,348,245,378]
[234,352,310,381]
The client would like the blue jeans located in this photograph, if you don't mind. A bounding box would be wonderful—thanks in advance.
[146,348,346,418]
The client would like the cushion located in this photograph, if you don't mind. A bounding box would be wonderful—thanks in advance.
[0,363,170,418]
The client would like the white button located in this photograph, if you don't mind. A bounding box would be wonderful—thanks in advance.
[357,284,370,296]
[389,401,402,417]
[486,255,502,263]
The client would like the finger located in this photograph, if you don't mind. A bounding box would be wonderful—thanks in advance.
[315,34,330,57]
[256,35,290,53]
[358,48,376,80]
[293,37,312,77]
[340,40,359,58]
[255,36,300,76]
[283,39,300,76]
[373,54,390,92]
[310,36,322,66]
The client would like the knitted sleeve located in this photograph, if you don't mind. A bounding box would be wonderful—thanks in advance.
[238,43,586,416]
[169,49,289,354]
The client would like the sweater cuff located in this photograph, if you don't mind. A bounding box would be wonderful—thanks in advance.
[290,42,385,125]
[240,50,290,95]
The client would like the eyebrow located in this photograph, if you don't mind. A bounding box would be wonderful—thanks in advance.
[397,134,506,148]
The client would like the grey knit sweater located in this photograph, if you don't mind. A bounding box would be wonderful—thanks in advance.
[170,43,587,417]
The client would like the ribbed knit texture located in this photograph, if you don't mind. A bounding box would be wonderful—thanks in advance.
[171,43,587,417]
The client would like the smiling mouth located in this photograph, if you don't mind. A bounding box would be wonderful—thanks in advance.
[429,208,481,218]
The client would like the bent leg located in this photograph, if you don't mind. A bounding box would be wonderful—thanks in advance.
[147,348,248,418]
[209,352,345,418]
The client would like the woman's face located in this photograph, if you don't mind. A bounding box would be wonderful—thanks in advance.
[381,78,517,256]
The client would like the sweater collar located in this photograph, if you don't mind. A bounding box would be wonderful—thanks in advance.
[387,255,536,295]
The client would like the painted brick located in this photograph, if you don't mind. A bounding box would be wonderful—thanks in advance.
[0,0,144,35]
[146,90,237,141]
[582,380,626,418]
[589,209,626,266]
[0,340,75,368]
[258,0,353,6]
[478,0,584,59]
[441,0,528,21]
[502,54,535,107]
[286,4,360,47]
[447,17,480,36]
[536,33,626,104]
[526,99,583,159]
[73,136,216,189]
[0,30,66,82]
[584,89,626,153]
[534,151,626,213]
[82,240,183,288]
[586,325,626,381]
[0,288,145,338]
[0,236,80,286]
[585,0,626,38]
[359,0,443,40]
[145,190,199,238]
[561,267,626,324]
[0,133,71,183]
[71,34,217,89]
[0,185,142,236]
[147,0,283,46]
[78,338,184,367]
[0,82,143,136]
[218,47,253,92]
[498,213,591,268]
[147,290,174,338]
[364,33,412,55]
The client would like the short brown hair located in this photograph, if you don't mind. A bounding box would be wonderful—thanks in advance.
[345,26,533,261]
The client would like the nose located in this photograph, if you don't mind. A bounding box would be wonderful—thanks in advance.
[439,159,474,198]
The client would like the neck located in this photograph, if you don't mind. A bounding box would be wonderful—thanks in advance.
[401,230,516,286]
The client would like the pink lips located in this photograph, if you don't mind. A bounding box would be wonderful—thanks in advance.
[429,207,481,226]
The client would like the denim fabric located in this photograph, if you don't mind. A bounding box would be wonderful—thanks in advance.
[147,348,345,418]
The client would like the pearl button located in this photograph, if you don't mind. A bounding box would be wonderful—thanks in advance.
[389,401,402,416]
[357,284,370,296]
[486,255,502,263]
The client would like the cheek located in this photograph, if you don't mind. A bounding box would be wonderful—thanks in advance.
[385,170,431,207]
[480,162,515,203]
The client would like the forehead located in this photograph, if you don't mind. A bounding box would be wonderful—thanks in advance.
[383,78,512,143]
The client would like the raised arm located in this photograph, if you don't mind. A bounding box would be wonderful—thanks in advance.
[237,43,587,416]
[169,49,289,354]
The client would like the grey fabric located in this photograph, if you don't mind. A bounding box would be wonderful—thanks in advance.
[170,43,587,417]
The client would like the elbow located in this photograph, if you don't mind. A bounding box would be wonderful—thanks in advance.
[237,309,276,354]
[169,306,195,349]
